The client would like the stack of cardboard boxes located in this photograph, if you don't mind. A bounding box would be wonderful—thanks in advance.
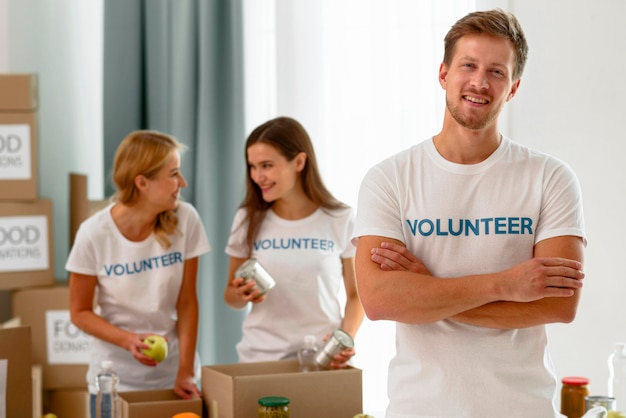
[0,73,52,288]
[0,72,47,418]
[0,73,91,418]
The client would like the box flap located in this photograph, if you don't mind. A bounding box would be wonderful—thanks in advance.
[118,389,202,417]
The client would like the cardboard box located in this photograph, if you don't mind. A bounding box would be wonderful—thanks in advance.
[12,283,91,389]
[201,360,362,418]
[0,325,33,418]
[69,172,109,246]
[0,199,54,289]
[44,389,90,418]
[0,74,38,111]
[118,389,203,418]
[0,111,39,200]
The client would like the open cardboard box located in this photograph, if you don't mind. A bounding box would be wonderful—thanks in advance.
[44,389,90,418]
[118,389,202,418]
[201,359,362,418]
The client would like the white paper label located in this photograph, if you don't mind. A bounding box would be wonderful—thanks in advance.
[0,215,49,272]
[0,124,32,180]
[45,310,92,364]
[0,359,7,418]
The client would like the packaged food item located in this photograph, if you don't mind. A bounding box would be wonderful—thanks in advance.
[561,376,589,418]
[235,258,276,295]
[314,329,354,370]
[585,395,616,412]
[258,396,290,418]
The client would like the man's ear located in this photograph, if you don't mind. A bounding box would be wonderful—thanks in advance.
[438,62,448,89]
[507,79,521,101]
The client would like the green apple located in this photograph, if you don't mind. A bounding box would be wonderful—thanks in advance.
[352,414,375,418]
[142,335,168,362]
[41,414,58,418]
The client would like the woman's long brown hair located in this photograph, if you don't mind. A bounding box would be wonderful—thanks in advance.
[238,117,346,256]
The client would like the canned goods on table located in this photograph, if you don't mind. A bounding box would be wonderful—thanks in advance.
[235,258,276,295]
[258,396,290,418]
[314,328,354,370]
[585,396,616,412]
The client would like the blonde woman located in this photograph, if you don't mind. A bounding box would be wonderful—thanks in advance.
[66,130,209,416]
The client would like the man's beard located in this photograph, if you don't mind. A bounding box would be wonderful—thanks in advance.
[446,97,499,130]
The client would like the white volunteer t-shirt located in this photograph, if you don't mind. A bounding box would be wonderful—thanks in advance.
[354,137,586,418]
[226,206,355,362]
[66,201,210,393]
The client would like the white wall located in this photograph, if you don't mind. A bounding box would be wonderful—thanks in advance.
[506,0,626,397]
[3,0,104,279]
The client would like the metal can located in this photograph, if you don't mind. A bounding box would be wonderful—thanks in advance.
[235,258,276,295]
[585,395,616,412]
[314,329,354,370]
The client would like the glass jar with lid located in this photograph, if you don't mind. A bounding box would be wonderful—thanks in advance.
[258,396,290,418]
[561,376,590,418]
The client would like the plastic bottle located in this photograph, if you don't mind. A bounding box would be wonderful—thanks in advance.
[297,335,319,372]
[95,360,119,418]
[609,342,626,412]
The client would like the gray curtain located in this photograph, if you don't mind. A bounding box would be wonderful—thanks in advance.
[102,0,246,365]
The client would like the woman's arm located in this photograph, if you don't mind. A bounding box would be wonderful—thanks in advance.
[175,257,202,399]
[68,272,153,363]
[328,257,365,369]
[340,257,365,338]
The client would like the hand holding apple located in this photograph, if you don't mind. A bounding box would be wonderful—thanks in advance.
[142,335,168,363]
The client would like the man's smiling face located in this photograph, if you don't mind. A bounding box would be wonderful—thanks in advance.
[440,33,520,131]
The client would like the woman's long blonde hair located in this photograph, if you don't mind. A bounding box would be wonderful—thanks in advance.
[112,130,185,248]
